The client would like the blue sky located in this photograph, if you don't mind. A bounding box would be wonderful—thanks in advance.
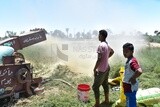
[0,0,160,36]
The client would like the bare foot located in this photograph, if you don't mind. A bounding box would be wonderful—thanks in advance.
[93,104,100,107]
[101,101,109,104]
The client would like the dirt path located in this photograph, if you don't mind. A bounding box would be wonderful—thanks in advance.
[149,42,160,47]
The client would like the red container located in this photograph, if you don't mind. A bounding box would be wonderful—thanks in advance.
[77,84,90,102]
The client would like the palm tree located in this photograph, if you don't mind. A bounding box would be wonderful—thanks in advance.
[154,30,160,36]
[5,31,16,37]
[20,31,25,34]
[66,28,69,38]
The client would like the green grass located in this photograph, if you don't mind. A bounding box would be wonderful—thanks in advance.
[137,47,160,89]
[14,46,160,107]
[137,47,160,73]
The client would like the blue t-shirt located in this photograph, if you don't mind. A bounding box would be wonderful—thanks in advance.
[0,46,14,64]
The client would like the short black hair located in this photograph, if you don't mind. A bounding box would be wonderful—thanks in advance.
[99,30,108,38]
[123,43,134,51]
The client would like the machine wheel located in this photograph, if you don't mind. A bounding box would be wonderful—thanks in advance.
[16,68,29,84]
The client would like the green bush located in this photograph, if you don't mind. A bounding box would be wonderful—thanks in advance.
[144,33,160,43]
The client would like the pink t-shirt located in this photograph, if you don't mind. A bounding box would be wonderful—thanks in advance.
[96,42,110,72]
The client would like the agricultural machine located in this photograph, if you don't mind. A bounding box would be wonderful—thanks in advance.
[0,29,47,106]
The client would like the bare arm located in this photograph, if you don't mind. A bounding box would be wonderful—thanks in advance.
[109,48,114,58]
[129,68,142,84]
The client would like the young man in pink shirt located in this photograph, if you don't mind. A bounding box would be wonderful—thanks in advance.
[92,30,114,107]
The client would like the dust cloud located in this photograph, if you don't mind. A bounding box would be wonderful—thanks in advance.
[47,36,98,77]
[28,32,146,77]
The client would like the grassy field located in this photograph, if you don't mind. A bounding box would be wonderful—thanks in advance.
[14,43,160,107]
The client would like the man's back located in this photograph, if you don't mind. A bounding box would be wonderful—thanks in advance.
[97,42,110,72]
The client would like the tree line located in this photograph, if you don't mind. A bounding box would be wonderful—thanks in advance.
[144,30,160,43]
[0,29,101,41]
[2,28,159,43]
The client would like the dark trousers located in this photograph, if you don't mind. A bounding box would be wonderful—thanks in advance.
[92,71,109,99]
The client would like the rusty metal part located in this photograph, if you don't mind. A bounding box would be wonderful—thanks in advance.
[0,64,30,98]
[2,56,15,65]
[0,29,46,105]
[0,30,46,51]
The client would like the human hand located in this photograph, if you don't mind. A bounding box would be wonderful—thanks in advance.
[93,68,97,77]
[129,77,136,85]
[107,65,110,71]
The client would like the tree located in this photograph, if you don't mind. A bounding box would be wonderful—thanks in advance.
[154,30,160,36]
[66,28,69,38]
[68,33,72,38]
[154,30,158,34]
[52,29,66,38]
[86,31,92,39]
[49,31,54,36]
[157,32,160,36]
[5,31,16,37]
[92,30,98,38]
[81,32,85,39]
[20,31,25,34]
[75,32,81,39]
